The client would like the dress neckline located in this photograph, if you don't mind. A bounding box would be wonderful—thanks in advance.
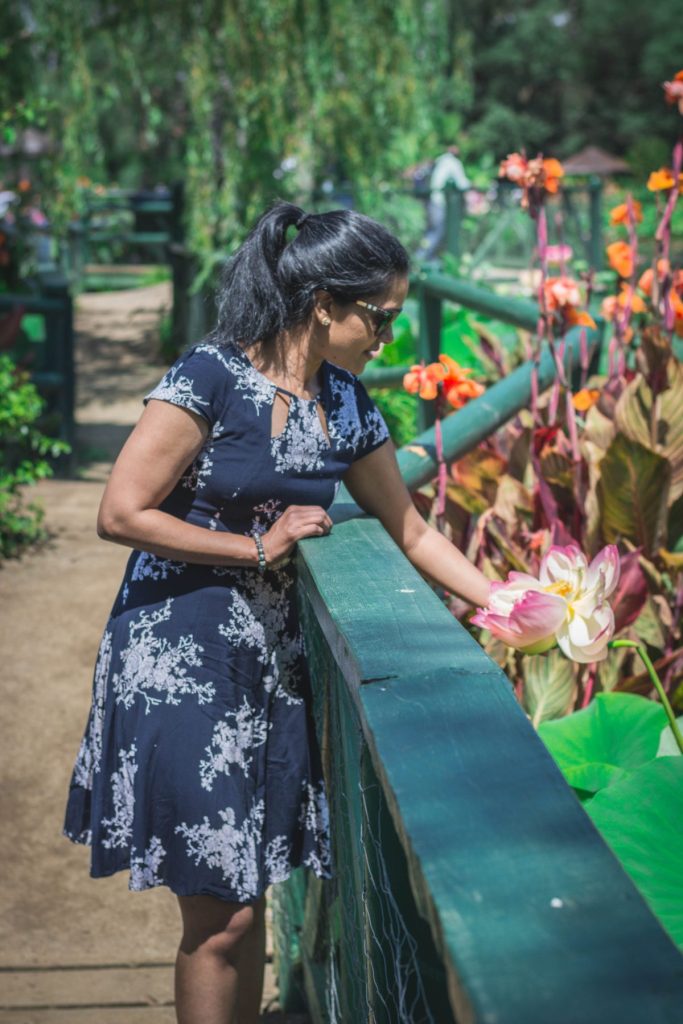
[234,345,327,404]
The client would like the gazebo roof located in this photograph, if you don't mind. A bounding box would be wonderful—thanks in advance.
[561,145,630,176]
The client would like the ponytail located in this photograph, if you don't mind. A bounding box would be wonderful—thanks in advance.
[210,200,409,352]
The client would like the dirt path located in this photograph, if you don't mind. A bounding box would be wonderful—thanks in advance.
[0,285,301,1022]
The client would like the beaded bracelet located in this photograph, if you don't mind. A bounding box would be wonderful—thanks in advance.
[253,533,267,574]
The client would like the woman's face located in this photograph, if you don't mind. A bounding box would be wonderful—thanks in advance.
[319,275,410,376]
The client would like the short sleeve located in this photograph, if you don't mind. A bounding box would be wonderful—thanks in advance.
[143,344,228,426]
[351,376,391,461]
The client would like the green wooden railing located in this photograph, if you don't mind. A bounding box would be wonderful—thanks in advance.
[0,271,74,459]
[65,184,183,291]
[272,283,683,1022]
[361,268,597,433]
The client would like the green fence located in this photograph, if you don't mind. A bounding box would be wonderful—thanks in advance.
[272,286,683,1022]
[65,184,183,291]
[0,271,74,458]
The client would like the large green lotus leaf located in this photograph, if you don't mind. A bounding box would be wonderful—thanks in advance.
[523,650,576,728]
[586,756,683,948]
[537,692,667,794]
[615,359,683,503]
[657,716,683,758]
[597,434,670,555]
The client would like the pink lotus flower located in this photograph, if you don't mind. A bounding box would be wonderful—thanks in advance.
[472,544,620,663]
[472,573,567,654]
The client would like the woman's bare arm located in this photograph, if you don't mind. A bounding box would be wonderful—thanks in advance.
[342,441,491,607]
[97,400,332,566]
[97,400,261,565]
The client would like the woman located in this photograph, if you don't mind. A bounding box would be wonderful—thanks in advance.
[63,202,491,1024]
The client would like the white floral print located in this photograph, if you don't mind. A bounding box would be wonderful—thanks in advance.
[101,744,137,850]
[224,351,275,414]
[264,835,292,884]
[199,696,268,790]
[112,599,214,713]
[218,576,288,664]
[271,402,328,474]
[73,629,112,788]
[144,363,210,417]
[130,836,166,891]
[65,344,390,899]
[248,499,283,536]
[131,552,185,582]
[300,780,333,876]
[176,799,265,901]
[327,372,389,455]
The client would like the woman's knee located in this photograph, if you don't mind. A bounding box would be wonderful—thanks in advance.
[177,894,264,958]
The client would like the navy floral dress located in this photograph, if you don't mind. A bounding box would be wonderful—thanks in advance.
[63,341,389,902]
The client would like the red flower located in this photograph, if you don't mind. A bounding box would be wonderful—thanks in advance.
[403,361,445,400]
[542,276,596,329]
[438,354,485,410]
[499,153,564,212]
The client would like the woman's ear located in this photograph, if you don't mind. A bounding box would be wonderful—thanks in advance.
[312,289,334,327]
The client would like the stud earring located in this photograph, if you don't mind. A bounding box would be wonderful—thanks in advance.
[321,317,331,326]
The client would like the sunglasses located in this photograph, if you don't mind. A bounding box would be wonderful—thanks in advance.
[354,299,403,338]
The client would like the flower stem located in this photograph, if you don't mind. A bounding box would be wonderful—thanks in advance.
[610,639,683,754]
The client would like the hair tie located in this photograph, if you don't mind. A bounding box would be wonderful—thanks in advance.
[295,212,311,230]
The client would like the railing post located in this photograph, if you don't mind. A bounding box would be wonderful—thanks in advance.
[588,176,604,271]
[444,184,464,262]
[38,270,75,468]
[416,283,442,431]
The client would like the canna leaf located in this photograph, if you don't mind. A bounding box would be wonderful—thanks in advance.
[615,360,683,503]
[597,434,670,556]
[523,650,577,727]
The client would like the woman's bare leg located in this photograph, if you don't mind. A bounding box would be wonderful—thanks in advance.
[175,893,266,1024]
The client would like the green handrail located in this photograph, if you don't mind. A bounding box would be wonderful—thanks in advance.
[273,516,683,1022]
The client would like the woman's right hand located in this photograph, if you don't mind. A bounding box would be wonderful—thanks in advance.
[261,505,333,566]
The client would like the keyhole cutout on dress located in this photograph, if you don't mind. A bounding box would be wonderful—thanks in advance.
[270,390,330,443]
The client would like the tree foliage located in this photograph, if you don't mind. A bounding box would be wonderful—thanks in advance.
[2,0,683,260]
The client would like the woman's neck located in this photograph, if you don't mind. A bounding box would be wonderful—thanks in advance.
[247,334,324,399]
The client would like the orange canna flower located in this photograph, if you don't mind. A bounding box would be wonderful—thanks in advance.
[403,361,445,400]
[601,285,647,320]
[544,276,581,311]
[637,260,671,296]
[670,289,683,337]
[609,200,643,226]
[542,158,565,194]
[572,388,601,412]
[663,70,683,115]
[566,308,597,328]
[438,354,485,409]
[499,153,564,210]
[647,168,683,193]
[606,240,634,278]
[499,153,527,184]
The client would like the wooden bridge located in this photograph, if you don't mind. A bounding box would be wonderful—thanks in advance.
[272,281,683,1023]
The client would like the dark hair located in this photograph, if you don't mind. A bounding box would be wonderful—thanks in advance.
[209,201,410,351]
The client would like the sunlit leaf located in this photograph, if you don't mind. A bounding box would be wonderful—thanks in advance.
[597,434,670,555]
[587,758,683,948]
[615,360,683,503]
[538,692,667,794]
[523,650,576,727]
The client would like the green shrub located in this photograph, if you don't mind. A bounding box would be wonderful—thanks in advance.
[0,354,71,560]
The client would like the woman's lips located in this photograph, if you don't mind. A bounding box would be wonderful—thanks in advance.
[364,344,382,359]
